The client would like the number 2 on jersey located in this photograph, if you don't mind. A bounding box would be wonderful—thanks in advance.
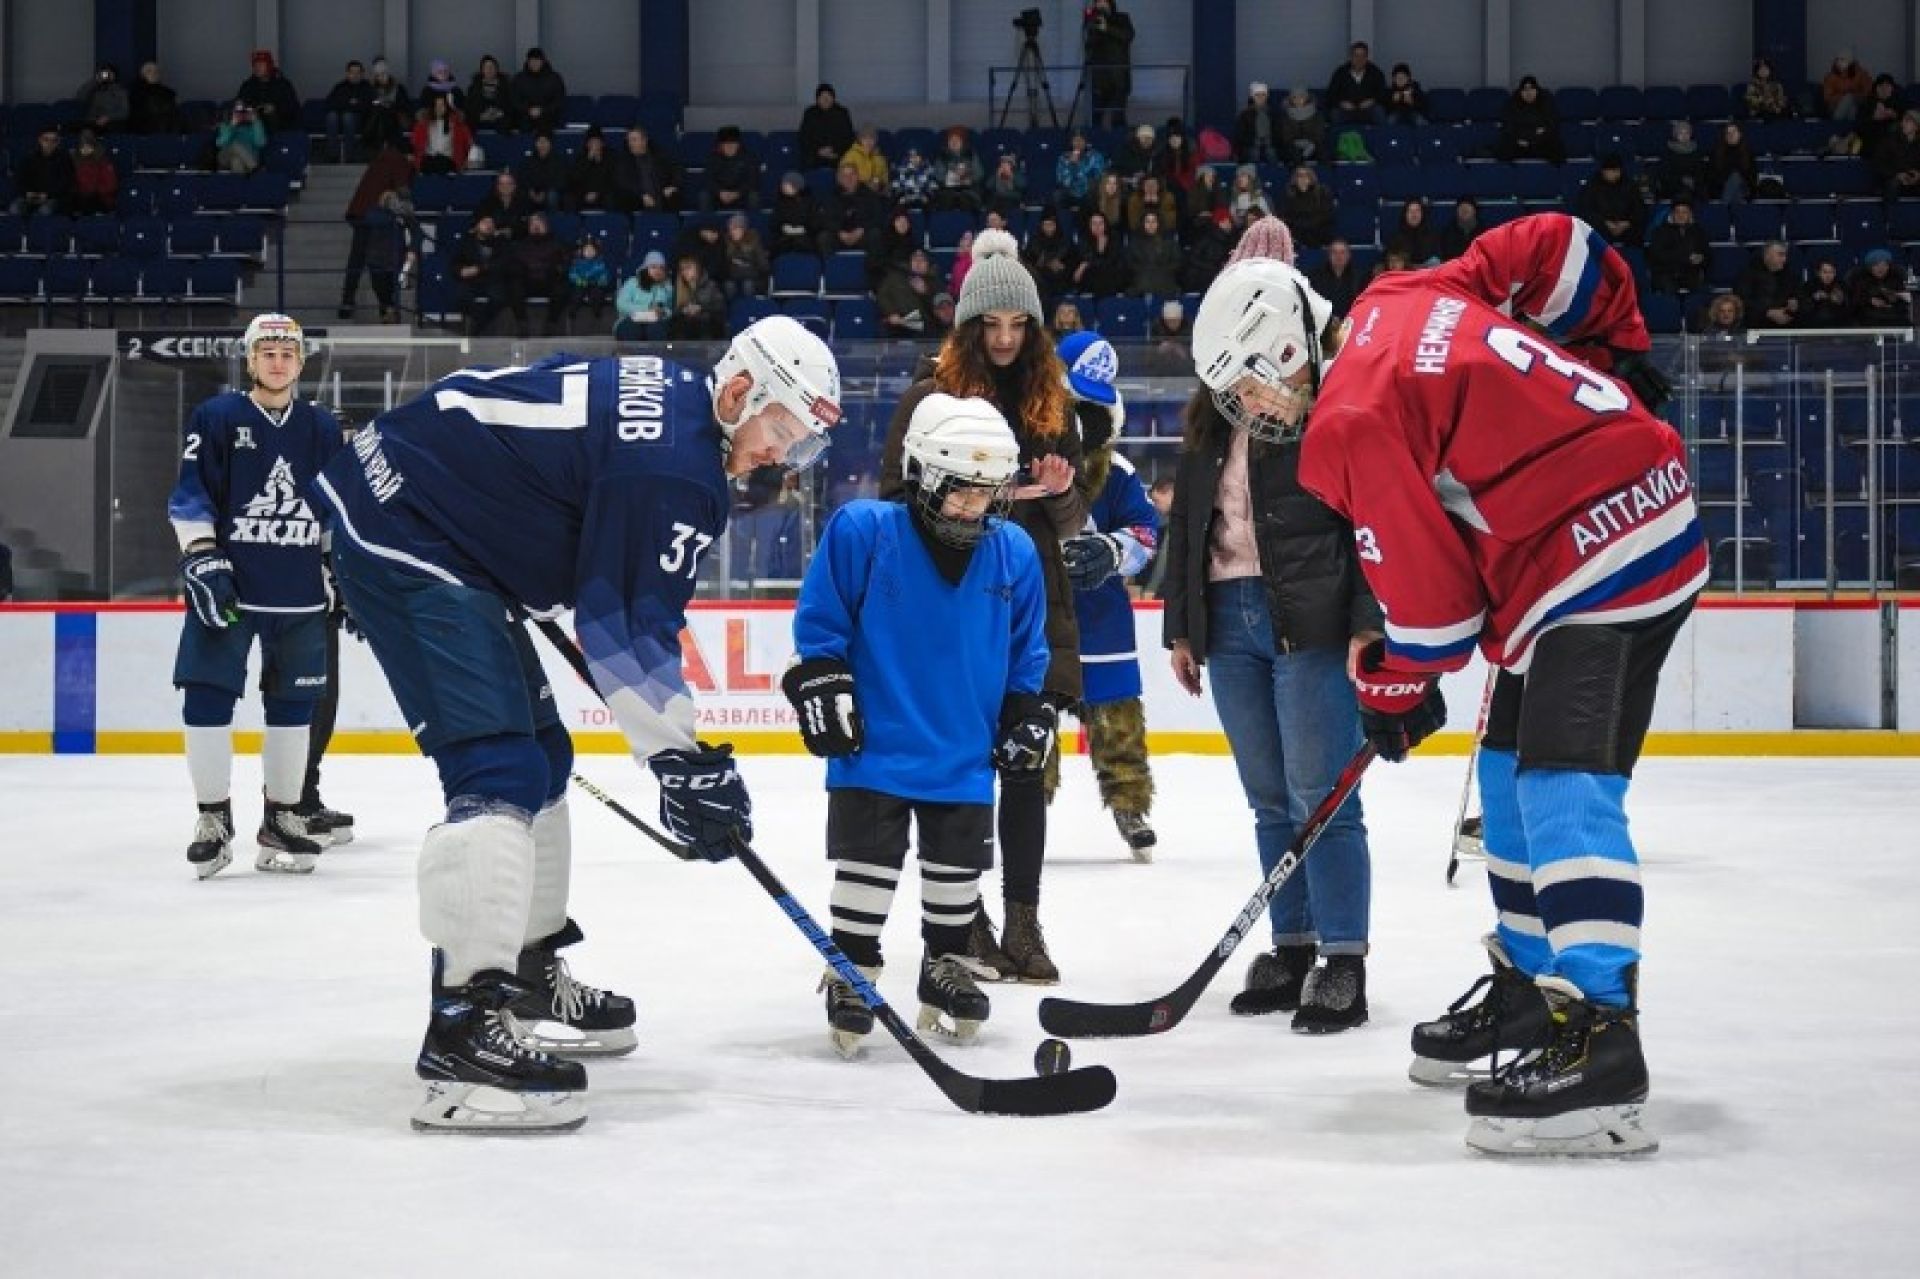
[659,522,713,578]
[1484,327,1631,415]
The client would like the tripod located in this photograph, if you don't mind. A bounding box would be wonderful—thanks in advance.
[997,35,1059,130]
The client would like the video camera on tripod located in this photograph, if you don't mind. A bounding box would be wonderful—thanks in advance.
[1000,8,1058,128]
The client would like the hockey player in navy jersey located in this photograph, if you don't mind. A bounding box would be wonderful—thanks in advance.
[167,313,345,880]
[1054,333,1161,859]
[786,393,1049,1057]
[312,315,842,1132]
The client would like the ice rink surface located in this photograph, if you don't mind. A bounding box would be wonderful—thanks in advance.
[3,751,1917,1278]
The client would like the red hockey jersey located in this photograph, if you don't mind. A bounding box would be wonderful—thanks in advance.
[1297,214,1706,675]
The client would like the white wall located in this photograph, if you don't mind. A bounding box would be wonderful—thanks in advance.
[690,0,797,106]
[406,0,519,95]
[1807,0,1909,83]
[1512,0,1617,89]
[1236,0,1350,105]
[281,0,386,108]
[6,0,93,102]
[1375,0,1486,91]
[1644,0,1752,87]
[821,0,928,106]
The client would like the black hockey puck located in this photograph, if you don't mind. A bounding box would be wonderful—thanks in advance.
[1034,1038,1072,1076]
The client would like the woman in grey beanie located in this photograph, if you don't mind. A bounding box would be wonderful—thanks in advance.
[879,228,1082,983]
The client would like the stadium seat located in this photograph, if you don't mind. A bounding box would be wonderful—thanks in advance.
[1556,86,1601,123]
[1094,295,1147,338]
[1597,86,1644,121]
[41,256,90,302]
[169,219,216,257]
[770,253,822,298]
[140,258,189,303]
[0,258,42,302]
[23,216,72,256]
[90,256,142,300]
[1642,86,1687,121]
[72,217,120,256]
[187,257,242,304]
[833,297,879,340]
[928,209,976,250]
[820,254,870,300]
[779,295,832,336]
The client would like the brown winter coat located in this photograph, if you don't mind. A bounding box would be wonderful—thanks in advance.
[880,357,1087,699]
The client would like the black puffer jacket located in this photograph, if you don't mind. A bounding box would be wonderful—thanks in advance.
[1161,393,1381,660]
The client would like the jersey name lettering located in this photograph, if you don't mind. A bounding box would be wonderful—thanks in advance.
[351,426,406,503]
[1412,297,1467,375]
[1569,460,1691,558]
[616,355,669,441]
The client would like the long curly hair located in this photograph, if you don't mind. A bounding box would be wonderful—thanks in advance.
[932,318,1069,443]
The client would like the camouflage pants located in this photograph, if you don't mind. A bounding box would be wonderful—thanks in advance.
[1046,697,1153,815]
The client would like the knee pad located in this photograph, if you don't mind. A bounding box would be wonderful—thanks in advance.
[261,695,313,728]
[433,734,550,817]
[535,721,574,806]
[181,683,239,728]
[1517,626,1635,775]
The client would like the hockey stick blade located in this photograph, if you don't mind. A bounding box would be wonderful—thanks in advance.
[1039,743,1375,1040]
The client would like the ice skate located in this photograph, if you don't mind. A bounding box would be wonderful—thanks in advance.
[966,906,1015,982]
[507,919,638,1058]
[186,801,234,880]
[1228,942,1316,1016]
[413,968,588,1133]
[819,962,882,1059]
[295,794,355,846]
[1453,814,1484,860]
[1000,901,1060,985]
[915,952,992,1044]
[1408,934,1552,1086]
[1292,954,1368,1034]
[255,801,323,873]
[1464,976,1657,1158]
[1113,809,1156,862]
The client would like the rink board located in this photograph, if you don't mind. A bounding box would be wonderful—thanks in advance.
[1,598,1917,754]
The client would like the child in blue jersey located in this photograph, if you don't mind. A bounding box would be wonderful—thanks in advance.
[783,394,1050,1056]
[167,313,345,880]
[1055,333,1164,860]
[312,315,843,1133]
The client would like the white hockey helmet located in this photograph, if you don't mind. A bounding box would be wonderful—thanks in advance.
[902,393,1021,548]
[242,312,305,377]
[710,314,843,471]
[1192,258,1334,442]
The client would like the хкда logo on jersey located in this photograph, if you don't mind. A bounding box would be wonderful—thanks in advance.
[230,456,321,546]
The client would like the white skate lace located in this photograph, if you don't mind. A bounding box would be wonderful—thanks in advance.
[933,954,997,988]
[485,1008,545,1061]
[192,812,229,842]
[546,957,604,1022]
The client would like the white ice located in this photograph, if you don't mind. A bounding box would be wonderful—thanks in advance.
[3,752,1917,1278]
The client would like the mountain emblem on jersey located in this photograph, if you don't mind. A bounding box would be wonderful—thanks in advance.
[231,456,322,546]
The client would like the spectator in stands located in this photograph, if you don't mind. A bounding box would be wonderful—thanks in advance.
[612,126,682,213]
[1186,164,1227,225]
[949,230,975,297]
[1577,154,1647,249]
[511,47,567,133]
[870,205,922,281]
[69,127,118,215]
[932,129,984,213]
[772,171,820,256]
[722,213,770,299]
[1024,206,1078,305]
[1084,169,1127,234]
[411,95,474,175]
[515,131,568,211]
[1822,51,1872,122]
[453,214,512,333]
[1799,258,1849,327]
[891,145,936,209]
[799,83,856,170]
[1434,196,1482,260]
[1125,173,1178,234]
[566,127,618,212]
[1848,248,1911,325]
[418,60,463,116]
[1156,119,1198,195]
[1307,237,1362,319]
[568,236,614,329]
[341,134,415,317]
[467,55,515,132]
[1385,62,1427,126]
[668,254,727,339]
[473,169,534,237]
[1279,86,1327,163]
[1745,57,1791,123]
[1229,164,1274,224]
[875,252,932,337]
[324,62,373,163]
[1179,209,1233,293]
[1853,75,1906,156]
[1709,122,1758,204]
[1375,247,1413,278]
[1648,197,1708,295]
[1055,129,1109,204]
[613,251,673,340]
[929,290,957,336]
[674,219,729,284]
[236,49,299,133]
[1385,198,1441,263]
[704,126,761,213]
[1113,123,1160,187]
[1738,240,1800,329]
[843,126,889,194]
[503,211,571,336]
[986,150,1028,217]
[1691,291,1744,336]
[1051,299,1085,333]
[1873,110,1920,202]
[1279,165,1335,249]
[1127,209,1181,298]
[364,188,419,323]
[819,161,883,258]
[1326,41,1387,125]
[215,100,267,174]
[76,63,129,133]
[361,58,411,151]
[1653,120,1709,202]
[1083,0,1136,130]
[1074,211,1130,297]
[1235,83,1280,164]
[1152,297,1189,342]
[1495,75,1564,163]
[12,127,73,217]
[129,61,181,135]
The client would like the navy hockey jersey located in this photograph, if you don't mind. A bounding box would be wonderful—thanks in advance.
[167,392,344,612]
[313,354,732,759]
[1073,451,1159,705]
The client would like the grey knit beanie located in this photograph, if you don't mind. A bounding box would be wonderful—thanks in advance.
[956,228,1043,326]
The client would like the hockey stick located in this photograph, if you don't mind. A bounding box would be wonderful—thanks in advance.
[1445,667,1499,886]
[1037,743,1376,1039]
[533,619,1117,1117]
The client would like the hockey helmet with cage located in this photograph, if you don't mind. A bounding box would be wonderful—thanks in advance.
[709,315,843,471]
[902,393,1021,548]
[1192,258,1334,443]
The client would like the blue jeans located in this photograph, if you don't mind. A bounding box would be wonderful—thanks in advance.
[1205,577,1371,954]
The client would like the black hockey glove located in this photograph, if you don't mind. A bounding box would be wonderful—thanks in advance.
[1609,347,1672,414]
[1061,532,1124,590]
[781,657,864,758]
[649,742,752,861]
[322,558,363,641]
[992,693,1057,775]
[180,546,239,629]
[1352,639,1448,763]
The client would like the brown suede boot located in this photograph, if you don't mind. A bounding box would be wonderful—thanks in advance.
[966,905,1016,982]
[1001,901,1060,985]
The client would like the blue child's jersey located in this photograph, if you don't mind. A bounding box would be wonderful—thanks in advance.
[312,353,732,759]
[1073,450,1160,705]
[167,392,344,613]
[793,500,1050,805]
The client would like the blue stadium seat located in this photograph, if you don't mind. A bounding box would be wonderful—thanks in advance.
[188,257,241,303]
[1733,204,1783,243]
[1837,204,1888,248]
[218,215,267,258]
[90,256,141,300]
[1426,88,1468,123]
[1556,87,1601,122]
[1642,86,1687,121]
[412,174,456,214]
[1598,86,1644,121]
[41,256,90,301]
[1469,88,1511,123]
[23,216,72,256]
[820,253,869,300]
[928,209,976,250]
[0,258,41,302]
[169,218,216,256]
[1692,444,1740,498]
[833,297,879,340]
[0,215,22,254]
[72,217,120,256]
[1709,245,1748,287]
[140,258,189,302]
[1695,202,1733,244]
[769,253,822,298]
[1889,202,1920,242]
[1642,291,1684,334]
[1784,201,1835,243]
[1686,84,1734,119]
[779,295,832,337]
[1095,295,1146,338]
[1333,204,1377,246]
